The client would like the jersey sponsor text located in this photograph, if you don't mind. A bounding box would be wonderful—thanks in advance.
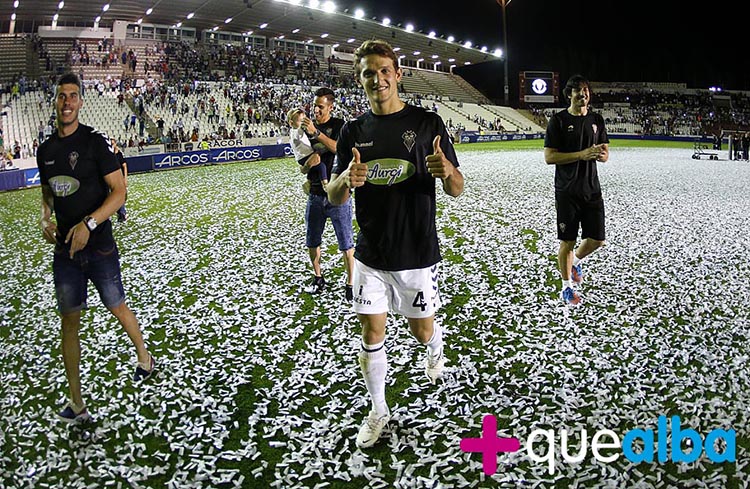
[366,159,415,186]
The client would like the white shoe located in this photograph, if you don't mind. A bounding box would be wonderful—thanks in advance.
[425,351,445,384]
[355,409,391,449]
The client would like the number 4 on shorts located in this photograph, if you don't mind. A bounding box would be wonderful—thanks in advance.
[412,291,427,312]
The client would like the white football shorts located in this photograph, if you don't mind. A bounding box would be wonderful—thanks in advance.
[351,259,441,319]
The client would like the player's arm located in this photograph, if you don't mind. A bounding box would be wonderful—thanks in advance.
[65,170,126,257]
[122,162,128,186]
[100,169,127,217]
[327,171,350,205]
[597,118,610,162]
[426,135,464,197]
[301,117,337,153]
[40,184,58,244]
[328,148,366,205]
[442,167,464,197]
[544,145,606,165]
[312,131,337,153]
[597,143,609,162]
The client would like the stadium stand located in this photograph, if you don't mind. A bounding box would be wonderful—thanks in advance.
[0,35,31,85]
[2,10,750,161]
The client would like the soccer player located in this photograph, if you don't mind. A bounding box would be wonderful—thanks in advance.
[299,88,354,301]
[37,73,155,424]
[328,40,464,448]
[544,74,610,306]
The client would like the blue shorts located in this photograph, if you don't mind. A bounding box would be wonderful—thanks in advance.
[52,240,126,315]
[305,193,354,251]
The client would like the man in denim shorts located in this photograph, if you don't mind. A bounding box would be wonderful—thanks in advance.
[328,40,464,449]
[37,73,155,424]
[298,87,354,301]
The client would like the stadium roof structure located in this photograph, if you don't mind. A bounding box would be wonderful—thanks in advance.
[3,0,502,70]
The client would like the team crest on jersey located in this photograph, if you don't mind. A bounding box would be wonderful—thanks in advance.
[592,124,598,134]
[567,125,575,132]
[68,151,79,170]
[402,130,417,152]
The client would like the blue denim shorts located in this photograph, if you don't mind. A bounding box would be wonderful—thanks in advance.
[305,193,355,251]
[52,239,126,314]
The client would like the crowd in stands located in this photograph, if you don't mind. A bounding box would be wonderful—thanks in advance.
[531,87,750,138]
[156,41,356,91]
[466,114,506,132]
[2,38,750,159]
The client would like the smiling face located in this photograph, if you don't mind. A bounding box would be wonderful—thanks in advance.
[569,83,591,111]
[357,54,403,115]
[313,96,333,125]
[55,83,83,135]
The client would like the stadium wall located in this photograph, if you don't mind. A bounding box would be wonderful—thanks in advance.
[459,132,544,143]
[0,135,721,192]
[0,143,293,192]
[459,132,716,144]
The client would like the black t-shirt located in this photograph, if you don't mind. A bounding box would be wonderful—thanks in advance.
[334,104,459,271]
[37,124,119,245]
[308,116,344,196]
[544,109,609,198]
[116,151,126,173]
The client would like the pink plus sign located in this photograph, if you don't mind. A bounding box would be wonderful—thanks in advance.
[460,414,520,475]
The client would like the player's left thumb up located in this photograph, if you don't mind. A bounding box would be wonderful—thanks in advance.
[432,135,442,154]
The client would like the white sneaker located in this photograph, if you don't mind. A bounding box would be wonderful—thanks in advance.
[425,351,445,384]
[355,409,391,449]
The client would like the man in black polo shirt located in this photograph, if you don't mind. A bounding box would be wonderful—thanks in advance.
[299,87,354,301]
[544,74,610,307]
[328,40,464,449]
[37,73,155,424]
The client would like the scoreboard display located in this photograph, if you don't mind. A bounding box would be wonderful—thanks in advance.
[519,71,559,105]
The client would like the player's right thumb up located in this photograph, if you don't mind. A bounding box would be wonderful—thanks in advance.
[352,147,361,164]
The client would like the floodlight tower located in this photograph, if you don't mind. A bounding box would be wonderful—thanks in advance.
[497,0,511,106]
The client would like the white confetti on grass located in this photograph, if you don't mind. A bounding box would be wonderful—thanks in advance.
[0,147,747,488]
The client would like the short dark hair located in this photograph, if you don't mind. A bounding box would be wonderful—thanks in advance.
[314,87,335,104]
[564,74,590,99]
[56,72,82,95]
[353,39,399,78]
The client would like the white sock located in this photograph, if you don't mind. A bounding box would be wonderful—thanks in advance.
[572,253,582,266]
[358,340,388,415]
[562,279,572,290]
[424,323,443,358]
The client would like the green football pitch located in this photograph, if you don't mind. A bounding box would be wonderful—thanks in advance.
[0,143,747,488]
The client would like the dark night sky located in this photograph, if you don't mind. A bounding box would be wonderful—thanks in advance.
[337,0,749,104]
